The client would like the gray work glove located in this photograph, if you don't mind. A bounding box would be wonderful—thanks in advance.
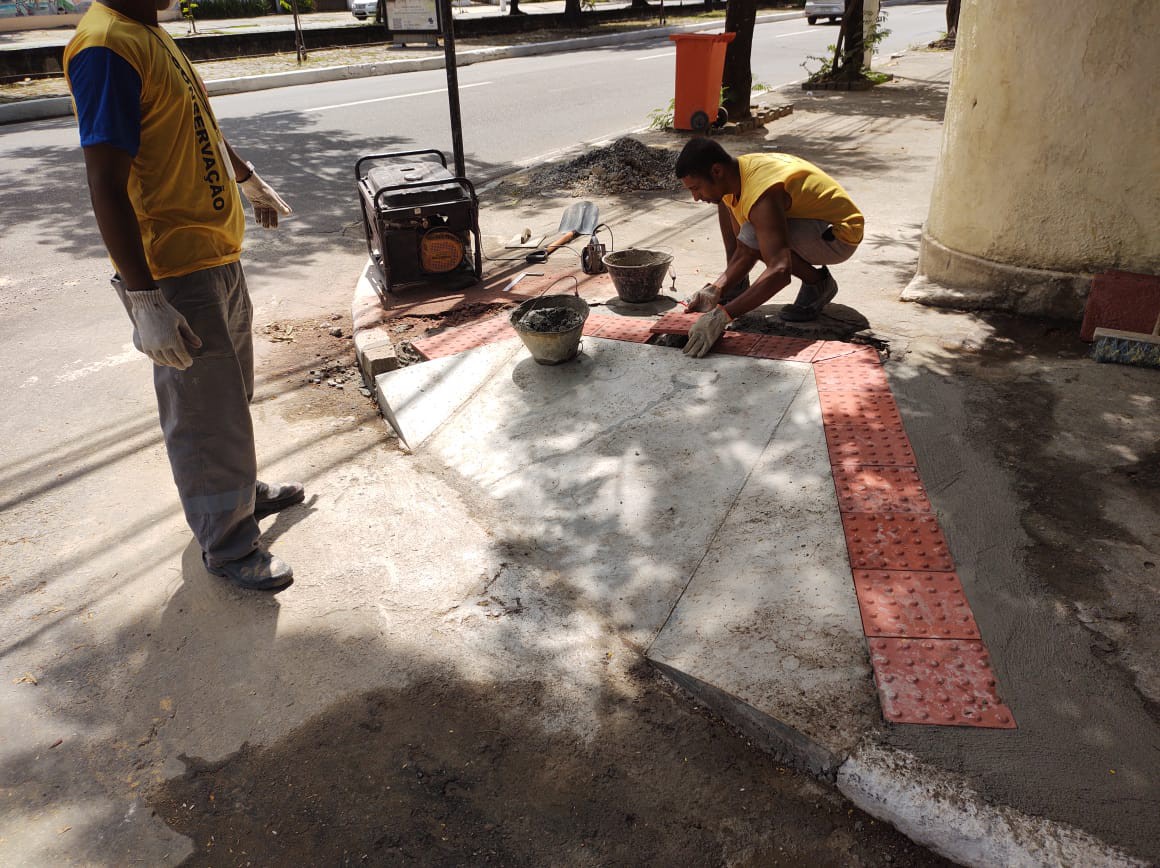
[683,306,731,358]
[683,282,721,313]
[123,288,202,370]
[239,163,292,229]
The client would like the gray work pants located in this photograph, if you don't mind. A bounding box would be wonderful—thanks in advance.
[153,261,259,568]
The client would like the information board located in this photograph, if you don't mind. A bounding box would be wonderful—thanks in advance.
[386,0,438,32]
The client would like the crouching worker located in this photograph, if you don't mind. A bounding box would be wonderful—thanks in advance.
[64,0,302,590]
[674,138,864,358]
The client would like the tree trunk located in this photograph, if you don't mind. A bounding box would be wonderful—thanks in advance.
[508,0,523,15]
[946,0,960,40]
[564,0,582,24]
[630,0,651,9]
[831,0,864,79]
[721,0,756,122]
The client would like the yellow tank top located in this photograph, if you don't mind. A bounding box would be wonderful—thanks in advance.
[64,4,244,280]
[725,153,864,245]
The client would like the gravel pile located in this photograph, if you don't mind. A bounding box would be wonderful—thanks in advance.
[524,137,682,196]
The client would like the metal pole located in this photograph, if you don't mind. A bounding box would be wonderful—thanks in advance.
[440,0,466,178]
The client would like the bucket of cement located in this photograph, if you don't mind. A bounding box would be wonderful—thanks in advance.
[603,248,673,304]
[510,294,590,365]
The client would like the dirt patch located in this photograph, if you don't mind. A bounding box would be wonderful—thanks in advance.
[505,137,683,198]
[256,313,379,421]
[149,663,951,867]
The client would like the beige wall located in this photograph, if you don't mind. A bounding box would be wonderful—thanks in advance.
[914,0,1160,314]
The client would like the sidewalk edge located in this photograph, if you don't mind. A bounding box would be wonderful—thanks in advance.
[838,741,1151,868]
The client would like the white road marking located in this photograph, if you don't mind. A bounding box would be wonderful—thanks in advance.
[774,29,816,38]
[306,81,492,113]
[634,50,675,62]
[56,345,142,383]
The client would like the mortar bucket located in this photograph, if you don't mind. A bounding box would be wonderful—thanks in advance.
[510,294,590,365]
[603,248,673,304]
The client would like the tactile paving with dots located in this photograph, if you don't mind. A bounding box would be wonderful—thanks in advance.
[868,638,1016,728]
[582,313,621,337]
[586,316,656,343]
[854,570,980,639]
[813,350,890,391]
[712,331,762,356]
[649,311,701,335]
[812,340,866,362]
[841,512,955,571]
[819,391,904,427]
[411,316,515,359]
[749,335,822,363]
[825,425,918,467]
[831,466,932,513]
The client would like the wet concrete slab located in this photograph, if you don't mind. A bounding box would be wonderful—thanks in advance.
[374,337,874,754]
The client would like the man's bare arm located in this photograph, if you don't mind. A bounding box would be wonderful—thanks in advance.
[82,143,154,289]
[720,189,794,318]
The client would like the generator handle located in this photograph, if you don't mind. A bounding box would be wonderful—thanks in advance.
[354,149,448,180]
[370,176,480,213]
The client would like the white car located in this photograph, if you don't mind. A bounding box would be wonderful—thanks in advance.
[804,0,844,24]
[351,0,376,20]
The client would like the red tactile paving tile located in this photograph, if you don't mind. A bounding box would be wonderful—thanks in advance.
[812,340,865,362]
[650,311,701,335]
[854,570,980,639]
[411,315,515,359]
[749,335,821,363]
[814,349,890,391]
[819,391,904,428]
[712,332,763,356]
[586,316,655,343]
[825,425,918,468]
[869,638,1016,728]
[831,466,932,513]
[841,512,955,572]
[582,313,620,337]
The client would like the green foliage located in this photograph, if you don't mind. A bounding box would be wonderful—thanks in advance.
[179,0,198,20]
[801,10,891,83]
[647,98,675,130]
[646,87,727,130]
[279,0,315,12]
[194,0,269,19]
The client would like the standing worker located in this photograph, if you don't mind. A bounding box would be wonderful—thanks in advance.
[675,138,864,357]
[64,0,303,590]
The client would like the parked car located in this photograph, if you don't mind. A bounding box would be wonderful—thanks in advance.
[804,0,843,24]
[351,0,375,20]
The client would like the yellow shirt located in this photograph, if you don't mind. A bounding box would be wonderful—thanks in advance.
[64,4,244,280]
[725,153,864,245]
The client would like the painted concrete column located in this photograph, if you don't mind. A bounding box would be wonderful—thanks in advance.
[903,0,1160,319]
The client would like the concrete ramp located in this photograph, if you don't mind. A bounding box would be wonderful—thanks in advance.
[375,337,874,765]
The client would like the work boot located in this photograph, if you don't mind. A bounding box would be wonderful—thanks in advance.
[254,480,305,519]
[204,549,294,591]
[780,267,838,322]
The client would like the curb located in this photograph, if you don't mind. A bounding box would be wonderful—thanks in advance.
[0,10,802,126]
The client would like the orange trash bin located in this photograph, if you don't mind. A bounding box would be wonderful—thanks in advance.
[669,32,736,131]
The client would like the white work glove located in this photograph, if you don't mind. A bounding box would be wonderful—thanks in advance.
[239,162,292,229]
[124,288,202,370]
[683,282,721,313]
[683,306,731,358]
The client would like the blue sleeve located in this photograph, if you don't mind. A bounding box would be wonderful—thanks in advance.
[67,46,142,156]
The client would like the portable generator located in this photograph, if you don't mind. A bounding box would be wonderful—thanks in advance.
[355,149,483,299]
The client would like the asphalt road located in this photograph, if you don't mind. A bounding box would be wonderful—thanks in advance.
[209,4,948,181]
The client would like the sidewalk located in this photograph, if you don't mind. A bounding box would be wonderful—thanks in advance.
[351,47,1160,865]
